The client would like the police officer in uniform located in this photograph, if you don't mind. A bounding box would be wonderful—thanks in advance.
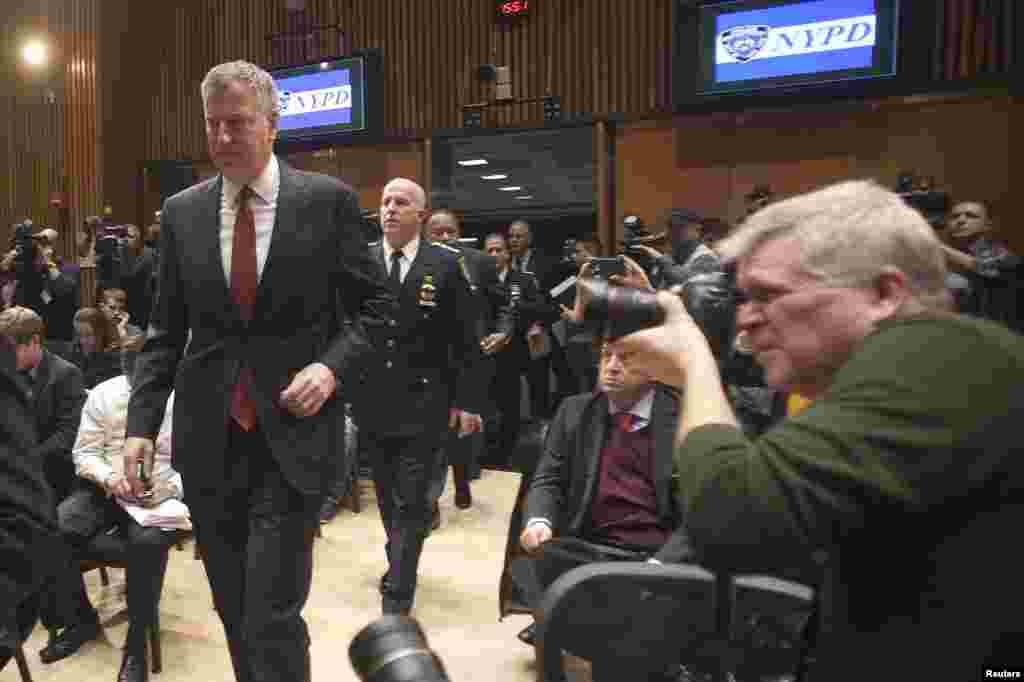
[354,178,484,615]
[424,210,513,516]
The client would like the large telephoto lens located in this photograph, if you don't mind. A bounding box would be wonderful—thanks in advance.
[579,279,664,339]
[349,616,450,682]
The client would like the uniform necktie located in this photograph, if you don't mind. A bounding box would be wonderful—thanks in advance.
[230,185,257,431]
[389,250,403,288]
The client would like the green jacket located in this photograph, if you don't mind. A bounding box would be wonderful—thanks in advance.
[679,314,1024,681]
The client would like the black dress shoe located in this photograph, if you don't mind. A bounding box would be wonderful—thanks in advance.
[454,483,472,509]
[516,622,537,646]
[39,618,101,664]
[117,648,148,682]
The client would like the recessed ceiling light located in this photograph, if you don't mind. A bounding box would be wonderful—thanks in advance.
[481,174,508,180]
[515,195,534,200]
[498,186,523,192]
[457,159,489,167]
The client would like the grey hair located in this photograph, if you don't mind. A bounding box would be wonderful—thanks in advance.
[717,179,949,311]
[201,60,279,128]
[383,178,427,209]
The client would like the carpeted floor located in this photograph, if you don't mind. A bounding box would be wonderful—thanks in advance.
[10,468,590,682]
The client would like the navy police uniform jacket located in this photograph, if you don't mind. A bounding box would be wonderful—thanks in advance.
[353,240,484,438]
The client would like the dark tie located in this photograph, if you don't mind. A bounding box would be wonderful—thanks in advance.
[389,250,403,288]
[230,185,258,431]
[512,256,521,271]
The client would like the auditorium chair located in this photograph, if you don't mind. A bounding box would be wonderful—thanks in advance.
[533,561,817,682]
[78,527,192,674]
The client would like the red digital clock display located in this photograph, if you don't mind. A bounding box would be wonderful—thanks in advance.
[498,1,529,18]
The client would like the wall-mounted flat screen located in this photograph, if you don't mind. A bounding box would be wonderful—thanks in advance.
[696,0,899,95]
[270,54,379,141]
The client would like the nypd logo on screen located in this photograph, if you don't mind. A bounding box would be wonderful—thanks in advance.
[279,85,353,117]
[717,14,876,64]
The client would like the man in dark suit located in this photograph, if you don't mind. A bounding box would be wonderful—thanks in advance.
[354,178,483,615]
[0,307,87,505]
[122,60,396,682]
[424,210,513,515]
[0,334,57,674]
[485,233,557,466]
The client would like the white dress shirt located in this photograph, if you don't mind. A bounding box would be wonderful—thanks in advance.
[73,375,182,495]
[382,235,421,284]
[220,154,280,284]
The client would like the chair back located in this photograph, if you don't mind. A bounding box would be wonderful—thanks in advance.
[533,562,815,682]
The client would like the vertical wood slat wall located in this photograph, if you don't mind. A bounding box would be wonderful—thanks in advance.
[4,0,1018,247]
[1,0,98,261]
[110,0,674,164]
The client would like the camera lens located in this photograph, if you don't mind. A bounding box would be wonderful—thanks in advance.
[579,279,664,339]
[349,616,450,682]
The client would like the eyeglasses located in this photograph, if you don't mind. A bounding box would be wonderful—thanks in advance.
[734,283,851,314]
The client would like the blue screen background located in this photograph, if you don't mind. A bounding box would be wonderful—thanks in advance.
[715,0,876,83]
[274,67,353,131]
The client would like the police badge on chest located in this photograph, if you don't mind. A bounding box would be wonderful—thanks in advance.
[418,273,438,308]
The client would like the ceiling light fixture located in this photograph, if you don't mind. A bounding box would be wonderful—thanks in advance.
[457,159,489,167]
[498,186,523,192]
[481,174,508,180]
[515,195,534,200]
[22,40,47,66]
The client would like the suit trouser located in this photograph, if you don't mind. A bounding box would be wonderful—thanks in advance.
[426,428,480,505]
[365,430,444,612]
[40,484,174,647]
[189,423,320,682]
[492,350,526,465]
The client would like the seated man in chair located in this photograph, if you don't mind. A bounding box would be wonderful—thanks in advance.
[514,336,691,678]
[39,338,184,682]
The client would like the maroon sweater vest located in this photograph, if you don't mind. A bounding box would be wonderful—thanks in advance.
[585,420,671,550]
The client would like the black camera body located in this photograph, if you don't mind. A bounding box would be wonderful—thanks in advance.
[95,224,128,288]
[12,221,39,274]
[620,215,658,273]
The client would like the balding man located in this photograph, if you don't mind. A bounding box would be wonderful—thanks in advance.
[940,200,1022,332]
[353,178,484,615]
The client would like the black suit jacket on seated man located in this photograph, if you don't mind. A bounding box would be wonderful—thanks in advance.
[0,347,56,671]
[26,349,87,501]
[524,384,688,562]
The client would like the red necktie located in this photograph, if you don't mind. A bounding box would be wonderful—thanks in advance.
[616,412,634,433]
[230,186,258,431]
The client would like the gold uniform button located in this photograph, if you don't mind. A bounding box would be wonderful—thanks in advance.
[385,360,393,369]
[387,339,395,348]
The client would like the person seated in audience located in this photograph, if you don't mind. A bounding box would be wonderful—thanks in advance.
[939,200,1022,332]
[611,180,1024,681]
[99,288,145,340]
[69,307,124,389]
[0,333,57,673]
[0,307,87,505]
[38,337,183,682]
[513,334,688,668]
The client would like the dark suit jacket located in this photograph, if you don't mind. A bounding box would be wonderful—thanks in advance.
[0,360,56,632]
[28,350,87,500]
[524,385,687,557]
[451,245,514,339]
[353,240,482,439]
[126,160,396,500]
